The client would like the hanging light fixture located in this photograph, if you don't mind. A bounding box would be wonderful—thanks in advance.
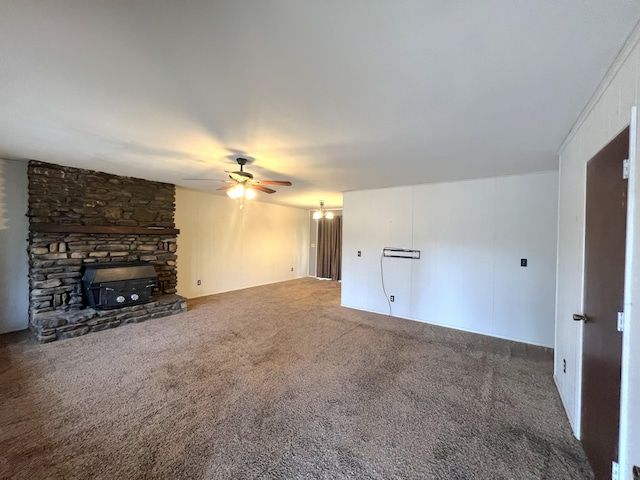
[227,184,256,200]
[313,201,334,220]
[226,183,256,209]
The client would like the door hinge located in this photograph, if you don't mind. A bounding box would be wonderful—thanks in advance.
[612,460,620,480]
[617,312,624,332]
[623,159,630,179]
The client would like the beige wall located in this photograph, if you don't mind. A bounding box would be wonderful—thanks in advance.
[175,187,309,299]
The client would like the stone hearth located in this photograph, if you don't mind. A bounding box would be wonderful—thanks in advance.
[31,294,186,343]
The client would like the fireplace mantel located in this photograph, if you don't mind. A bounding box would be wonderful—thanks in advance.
[30,224,180,235]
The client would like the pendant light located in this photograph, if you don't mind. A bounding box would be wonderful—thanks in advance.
[313,201,334,220]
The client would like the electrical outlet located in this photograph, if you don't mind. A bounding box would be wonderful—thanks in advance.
[563,358,566,374]
[357,250,361,257]
[290,267,294,272]
[390,295,395,302]
[197,280,201,286]
[521,259,528,267]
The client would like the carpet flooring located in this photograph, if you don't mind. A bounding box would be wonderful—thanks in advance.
[0,278,592,479]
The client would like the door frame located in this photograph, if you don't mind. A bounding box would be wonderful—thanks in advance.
[619,106,639,476]
[575,106,638,475]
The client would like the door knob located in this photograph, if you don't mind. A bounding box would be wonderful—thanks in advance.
[573,313,588,322]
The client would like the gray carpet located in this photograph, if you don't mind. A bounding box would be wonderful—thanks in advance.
[0,278,592,479]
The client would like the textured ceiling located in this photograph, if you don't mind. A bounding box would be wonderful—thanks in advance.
[1,1,639,209]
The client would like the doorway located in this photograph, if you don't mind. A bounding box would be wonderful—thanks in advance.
[316,215,342,281]
[580,127,629,479]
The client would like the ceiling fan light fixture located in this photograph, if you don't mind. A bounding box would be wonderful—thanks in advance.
[227,184,241,199]
[325,211,334,220]
[227,183,256,201]
[199,157,292,201]
[313,210,323,220]
[228,184,249,199]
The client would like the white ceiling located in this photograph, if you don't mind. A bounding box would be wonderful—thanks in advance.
[1,1,639,210]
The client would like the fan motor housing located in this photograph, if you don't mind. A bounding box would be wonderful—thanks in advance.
[232,170,253,179]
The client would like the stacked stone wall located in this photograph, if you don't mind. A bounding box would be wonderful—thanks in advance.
[28,160,175,227]
[29,233,178,316]
[27,160,185,342]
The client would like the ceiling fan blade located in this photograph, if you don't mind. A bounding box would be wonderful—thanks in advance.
[256,180,292,186]
[216,184,236,191]
[252,184,276,194]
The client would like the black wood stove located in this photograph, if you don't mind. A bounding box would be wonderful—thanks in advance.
[82,263,157,310]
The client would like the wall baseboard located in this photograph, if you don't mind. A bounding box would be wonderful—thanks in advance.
[185,276,307,300]
[340,303,554,349]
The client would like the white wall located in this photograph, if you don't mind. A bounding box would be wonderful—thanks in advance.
[0,159,29,334]
[175,187,309,299]
[342,171,559,347]
[556,25,640,478]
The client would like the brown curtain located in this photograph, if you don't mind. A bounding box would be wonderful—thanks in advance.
[317,216,342,281]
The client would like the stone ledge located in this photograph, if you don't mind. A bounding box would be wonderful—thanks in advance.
[30,224,181,235]
[32,294,187,343]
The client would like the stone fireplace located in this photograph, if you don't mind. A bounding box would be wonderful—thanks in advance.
[27,160,187,342]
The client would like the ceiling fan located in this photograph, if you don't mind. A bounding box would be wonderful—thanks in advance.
[187,157,292,202]
[219,157,292,197]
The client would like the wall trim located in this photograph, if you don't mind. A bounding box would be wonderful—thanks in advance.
[183,276,309,300]
[340,303,554,349]
[619,106,638,478]
[558,19,640,154]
